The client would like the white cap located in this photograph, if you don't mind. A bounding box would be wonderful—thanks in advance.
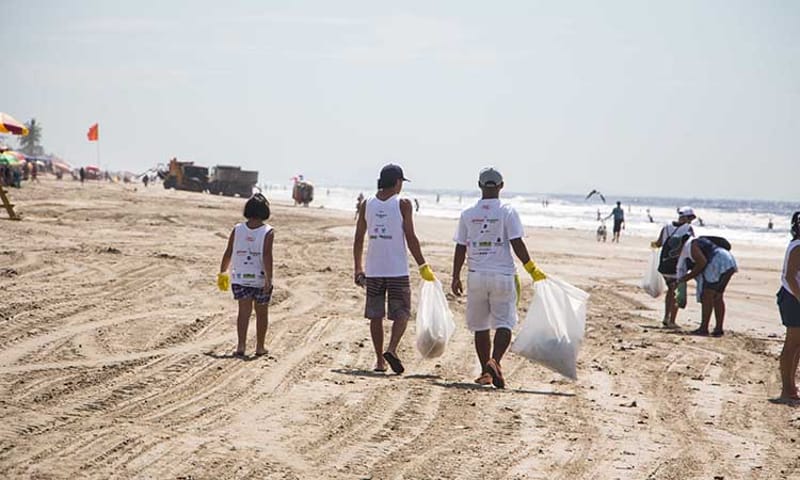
[478,167,503,187]
[678,206,695,218]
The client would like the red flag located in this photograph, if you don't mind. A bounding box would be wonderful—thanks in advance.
[87,123,99,142]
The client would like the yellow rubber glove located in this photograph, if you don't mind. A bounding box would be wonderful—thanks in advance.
[650,241,659,249]
[514,273,521,307]
[524,260,546,282]
[419,263,436,282]
[217,272,230,291]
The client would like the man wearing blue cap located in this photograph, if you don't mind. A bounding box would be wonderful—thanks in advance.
[452,167,547,388]
[354,164,436,374]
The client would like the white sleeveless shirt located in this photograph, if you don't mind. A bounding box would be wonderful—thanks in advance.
[782,239,800,293]
[231,222,272,287]
[364,195,409,277]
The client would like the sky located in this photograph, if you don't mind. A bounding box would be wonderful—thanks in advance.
[3,0,799,201]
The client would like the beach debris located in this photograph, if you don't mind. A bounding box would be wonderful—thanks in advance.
[99,246,121,254]
[0,267,18,278]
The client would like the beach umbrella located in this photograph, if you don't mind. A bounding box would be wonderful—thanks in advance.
[4,151,25,162]
[0,152,21,166]
[51,160,72,172]
[0,113,28,136]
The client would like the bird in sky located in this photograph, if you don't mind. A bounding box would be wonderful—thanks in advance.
[585,189,606,203]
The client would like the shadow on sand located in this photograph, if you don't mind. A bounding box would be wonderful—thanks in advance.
[431,380,576,397]
[203,351,267,362]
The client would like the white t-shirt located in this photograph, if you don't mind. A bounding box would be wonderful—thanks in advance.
[454,199,524,275]
[659,222,694,244]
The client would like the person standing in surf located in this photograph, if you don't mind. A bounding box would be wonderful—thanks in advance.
[353,164,435,374]
[605,201,625,243]
[451,167,547,389]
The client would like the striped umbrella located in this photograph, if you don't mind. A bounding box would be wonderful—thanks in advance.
[0,113,28,136]
[0,152,21,166]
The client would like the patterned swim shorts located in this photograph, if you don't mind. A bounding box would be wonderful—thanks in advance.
[364,276,411,321]
[232,284,272,305]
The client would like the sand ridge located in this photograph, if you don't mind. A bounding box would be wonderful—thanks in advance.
[0,178,797,479]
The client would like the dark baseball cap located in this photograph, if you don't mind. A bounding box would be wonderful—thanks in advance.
[378,164,410,186]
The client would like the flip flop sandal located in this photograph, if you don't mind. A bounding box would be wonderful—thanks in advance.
[373,366,387,373]
[474,372,493,386]
[382,352,405,374]
[711,330,724,337]
[486,359,505,389]
[690,328,709,336]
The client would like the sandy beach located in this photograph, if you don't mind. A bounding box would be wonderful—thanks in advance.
[0,178,797,479]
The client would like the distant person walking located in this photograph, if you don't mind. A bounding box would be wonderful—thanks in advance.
[776,212,800,403]
[677,235,738,336]
[451,167,547,389]
[218,194,275,357]
[79,167,86,184]
[651,207,696,328]
[353,164,435,374]
[605,201,625,242]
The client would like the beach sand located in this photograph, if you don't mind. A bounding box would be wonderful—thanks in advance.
[0,178,797,479]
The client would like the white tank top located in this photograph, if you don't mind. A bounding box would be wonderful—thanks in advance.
[364,195,409,277]
[782,239,800,293]
[231,222,272,287]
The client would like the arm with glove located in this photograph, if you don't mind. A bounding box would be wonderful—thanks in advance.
[510,237,547,282]
[217,228,235,291]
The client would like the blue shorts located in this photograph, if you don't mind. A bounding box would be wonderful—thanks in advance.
[232,284,272,305]
[778,287,800,328]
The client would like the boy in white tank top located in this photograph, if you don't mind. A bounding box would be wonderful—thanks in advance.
[353,164,436,374]
[218,193,274,357]
[452,167,547,389]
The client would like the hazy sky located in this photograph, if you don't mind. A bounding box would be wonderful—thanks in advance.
[4,1,798,200]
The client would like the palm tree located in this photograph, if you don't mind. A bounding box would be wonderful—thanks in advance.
[19,118,43,156]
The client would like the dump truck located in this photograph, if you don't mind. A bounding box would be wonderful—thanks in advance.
[159,158,258,197]
[208,165,259,197]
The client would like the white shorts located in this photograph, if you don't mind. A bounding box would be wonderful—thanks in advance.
[466,271,518,332]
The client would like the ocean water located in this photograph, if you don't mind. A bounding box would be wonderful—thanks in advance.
[263,183,797,248]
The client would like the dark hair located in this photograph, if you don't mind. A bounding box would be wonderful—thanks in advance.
[792,211,800,240]
[377,178,398,190]
[243,193,270,220]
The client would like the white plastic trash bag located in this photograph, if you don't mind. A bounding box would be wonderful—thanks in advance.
[415,279,456,359]
[641,249,665,298]
[510,277,589,380]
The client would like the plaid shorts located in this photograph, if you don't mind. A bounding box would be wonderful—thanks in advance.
[365,276,411,321]
[232,284,272,305]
